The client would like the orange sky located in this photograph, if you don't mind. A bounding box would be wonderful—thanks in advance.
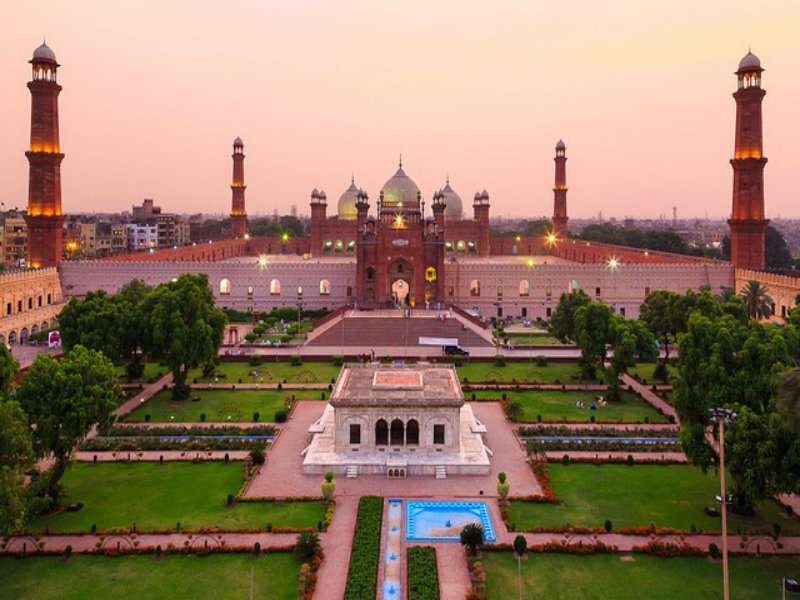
[1,0,798,219]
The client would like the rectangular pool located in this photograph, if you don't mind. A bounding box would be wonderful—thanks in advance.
[406,501,497,543]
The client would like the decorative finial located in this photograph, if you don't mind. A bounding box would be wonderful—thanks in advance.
[351,172,355,185]
[446,173,450,185]
[399,154,403,169]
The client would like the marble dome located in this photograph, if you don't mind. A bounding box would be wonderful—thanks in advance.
[440,179,463,220]
[738,51,762,72]
[337,178,360,220]
[381,162,420,206]
[33,42,56,62]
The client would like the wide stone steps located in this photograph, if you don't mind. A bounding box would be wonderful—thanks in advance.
[345,465,359,479]
[435,466,447,479]
[306,314,492,348]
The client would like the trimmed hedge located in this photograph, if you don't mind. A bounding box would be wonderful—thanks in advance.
[407,546,440,600]
[343,496,383,600]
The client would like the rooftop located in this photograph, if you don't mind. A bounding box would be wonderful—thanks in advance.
[331,363,463,407]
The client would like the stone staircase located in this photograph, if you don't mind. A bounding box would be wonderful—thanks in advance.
[346,465,359,479]
[306,311,493,348]
[435,466,447,480]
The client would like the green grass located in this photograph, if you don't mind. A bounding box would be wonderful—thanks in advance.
[114,362,169,383]
[472,389,666,423]
[0,553,303,600]
[30,462,326,532]
[628,362,677,384]
[123,388,321,423]
[482,553,800,600]
[457,362,595,384]
[506,464,800,535]
[190,360,341,384]
[502,332,565,345]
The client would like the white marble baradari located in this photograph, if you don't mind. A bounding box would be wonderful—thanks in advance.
[302,362,490,477]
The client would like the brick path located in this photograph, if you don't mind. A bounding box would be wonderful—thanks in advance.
[314,496,358,600]
[621,373,678,422]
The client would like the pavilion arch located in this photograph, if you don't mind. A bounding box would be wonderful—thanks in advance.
[270,279,281,295]
[20,328,29,343]
[365,267,375,283]
[41,321,49,330]
[334,240,344,254]
[31,324,39,335]
[375,419,388,446]
[470,280,480,297]
[406,419,420,445]
[457,240,466,255]
[519,280,530,296]
[219,278,231,295]
[51,319,58,329]
[320,279,331,295]
[7,331,16,344]
[390,419,404,446]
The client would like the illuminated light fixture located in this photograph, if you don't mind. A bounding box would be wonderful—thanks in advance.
[281,233,289,242]
[244,233,250,240]
[515,235,521,242]
[394,214,405,228]
[527,258,534,268]
[608,257,620,269]
[258,255,268,268]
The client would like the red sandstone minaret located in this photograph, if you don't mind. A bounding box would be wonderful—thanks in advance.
[24,42,65,268]
[552,139,568,239]
[728,51,768,270]
[473,190,490,257]
[230,137,247,238]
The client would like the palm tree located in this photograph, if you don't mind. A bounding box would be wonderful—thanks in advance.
[740,280,773,321]
[715,287,736,303]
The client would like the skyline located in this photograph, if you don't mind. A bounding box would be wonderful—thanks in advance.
[1,1,799,219]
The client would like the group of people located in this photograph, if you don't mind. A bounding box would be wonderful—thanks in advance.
[575,395,608,411]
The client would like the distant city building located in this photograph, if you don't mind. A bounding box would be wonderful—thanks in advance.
[1,211,28,266]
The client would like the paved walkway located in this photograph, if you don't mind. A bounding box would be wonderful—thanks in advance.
[621,373,678,422]
[114,373,174,418]
[73,450,251,462]
[314,496,358,600]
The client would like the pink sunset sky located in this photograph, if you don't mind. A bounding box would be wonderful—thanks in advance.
[1,0,799,219]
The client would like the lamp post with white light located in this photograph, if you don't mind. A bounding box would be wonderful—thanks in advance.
[708,407,737,600]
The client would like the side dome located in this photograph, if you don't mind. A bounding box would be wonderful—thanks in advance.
[381,163,420,206]
[738,51,762,72]
[440,179,463,220]
[33,42,56,62]
[337,178,360,220]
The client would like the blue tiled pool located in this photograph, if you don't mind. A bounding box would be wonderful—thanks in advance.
[406,501,496,543]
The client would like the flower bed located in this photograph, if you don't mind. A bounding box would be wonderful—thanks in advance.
[343,496,383,600]
[79,437,269,452]
[100,424,278,437]
[407,546,440,600]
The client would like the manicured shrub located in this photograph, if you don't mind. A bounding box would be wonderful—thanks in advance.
[407,546,440,600]
[626,454,635,466]
[494,354,506,367]
[249,355,262,366]
[497,472,510,501]
[460,523,484,556]
[144,414,151,423]
[291,354,302,366]
[321,472,336,502]
[200,413,206,422]
[253,411,260,422]
[274,409,287,423]
[536,355,548,367]
[708,543,720,558]
[513,535,527,556]
[226,493,234,506]
[343,496,384,600]
[64,545,72,559]
[249,448,265,465]
[333,355,344,366]
[295,531,321,560]
[562,454,570,465]
[253,541,260,556]
[604,519,613,533]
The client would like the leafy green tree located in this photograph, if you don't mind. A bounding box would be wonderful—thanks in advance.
[57,291,122,362]
[460,523,484,556]
[774,369,800,433]
[640,290,679,362]
[550,289,591,342]
[295,531,321,559]
[143,274,226,399]
[15,346,118,505]
[115,279,151,376]
[740,280,774,321]
[574,301,615,378]
[0,343,17,396]
[0,399,34,533]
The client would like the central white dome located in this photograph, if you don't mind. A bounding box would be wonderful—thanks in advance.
[337,178,360,220]
[381,164,420,206]
[440,179,463,220]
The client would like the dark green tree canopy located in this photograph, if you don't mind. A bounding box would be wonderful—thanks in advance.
[0,399,34,534]
[143,273,226,398]
[550,289,591,342]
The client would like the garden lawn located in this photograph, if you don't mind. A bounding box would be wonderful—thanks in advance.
[29,462,326,532]
[503,332,565,345]
[482,553,800,600]
[123,388,321,422]
[114,362,169,383]
[506,463,800,535]
[190,360,341,384]
[457,361,595,384]
[473,389,666,424]
[628,361,677,384]
[0,553,303,600]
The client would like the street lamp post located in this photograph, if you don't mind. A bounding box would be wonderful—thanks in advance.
[709,407,737,600]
